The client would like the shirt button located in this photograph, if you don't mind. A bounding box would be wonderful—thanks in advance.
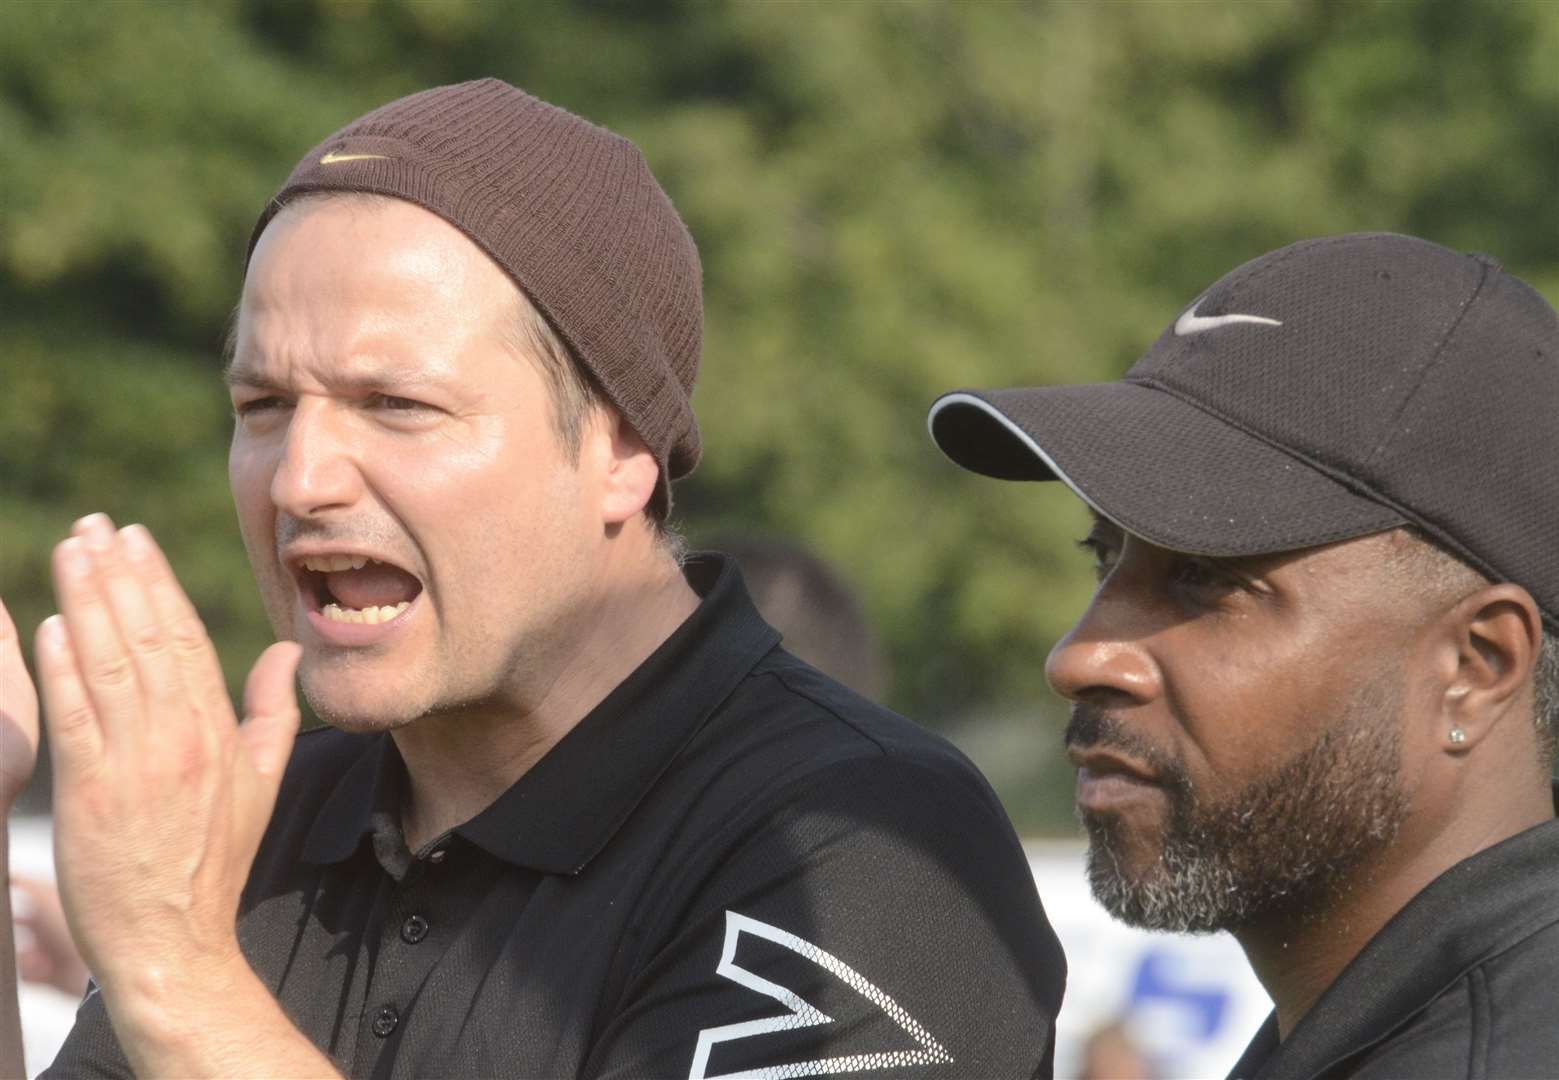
[428,849,447,864]
[371,1004,399,1038]
[401,914,429,944]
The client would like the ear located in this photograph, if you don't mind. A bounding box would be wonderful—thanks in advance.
[592,407,660,527]
[1439,584,1543,752]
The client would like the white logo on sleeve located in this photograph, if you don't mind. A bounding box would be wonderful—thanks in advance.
[688,910,952,1079]
[1173,300,1283,336]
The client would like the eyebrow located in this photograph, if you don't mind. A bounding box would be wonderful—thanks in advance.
[221,361,263,389]
[1085,509,1124,539]
[221,361,434,394]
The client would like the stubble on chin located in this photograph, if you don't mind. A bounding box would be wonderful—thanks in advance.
[296,651,433,735]
[1080,685,1411,935]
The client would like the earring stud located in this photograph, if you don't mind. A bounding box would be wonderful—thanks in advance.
[1449,726,1468,746]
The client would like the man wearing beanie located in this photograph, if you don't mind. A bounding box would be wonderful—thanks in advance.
[0,81,1062,1077]
[930,233,1559,1077]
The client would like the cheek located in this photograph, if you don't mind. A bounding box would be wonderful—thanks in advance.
[375,414,550,496]
[373,422,587,581]
[1162,635,1315,777]
[228,441,278,553]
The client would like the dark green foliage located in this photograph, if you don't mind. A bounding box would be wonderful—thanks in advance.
[3,0,1554,831]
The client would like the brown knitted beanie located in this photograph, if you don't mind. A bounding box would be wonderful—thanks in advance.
[247,78,703,517]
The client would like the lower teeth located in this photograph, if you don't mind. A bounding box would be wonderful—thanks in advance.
[322,601,410,625]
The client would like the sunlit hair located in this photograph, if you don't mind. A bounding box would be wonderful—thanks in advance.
[1392,528,1558,762]
[497,295,684,554]
[497,290,603,462]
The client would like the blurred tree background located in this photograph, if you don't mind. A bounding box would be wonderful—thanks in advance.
[3,0,1556,831]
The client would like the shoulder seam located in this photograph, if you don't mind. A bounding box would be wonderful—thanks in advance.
[757,666,895,756]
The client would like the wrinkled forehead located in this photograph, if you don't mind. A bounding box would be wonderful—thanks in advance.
[240,197,517,332]
[229,197,532,397]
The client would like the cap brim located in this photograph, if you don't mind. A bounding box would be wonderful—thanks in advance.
[928,384,1406,556]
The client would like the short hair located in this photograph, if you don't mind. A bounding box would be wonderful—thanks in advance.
[1394,528,1558,762]
[500,298,685,549]
[499,289,604,463]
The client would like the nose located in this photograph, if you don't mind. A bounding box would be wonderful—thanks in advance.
[269,399,364,518]
[1045,595,1161,709]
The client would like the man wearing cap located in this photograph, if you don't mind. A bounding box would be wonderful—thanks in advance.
[0,80,1063,1078]
[930,233,1559,1077]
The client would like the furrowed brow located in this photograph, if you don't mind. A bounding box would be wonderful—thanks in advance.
[221,361,434,395]
[222,361,272,390]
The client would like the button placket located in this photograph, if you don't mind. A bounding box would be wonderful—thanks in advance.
[401,914,430,944]
[371,1003,400,1038]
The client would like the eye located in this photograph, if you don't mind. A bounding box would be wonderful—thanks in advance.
[234,396,287,417]
[1075,534,1120,581]
[1168,556,1244,597]
[369,394,432,413]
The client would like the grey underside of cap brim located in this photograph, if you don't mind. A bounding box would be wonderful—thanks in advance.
[928,385,1406,557]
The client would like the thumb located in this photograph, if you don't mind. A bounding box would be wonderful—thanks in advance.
[237,641,303,781]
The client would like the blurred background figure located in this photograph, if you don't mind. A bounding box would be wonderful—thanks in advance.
[704,534,888,701]
[7,817,78,1077]
[11,875,87,998]
[1077,1020,1155,1080]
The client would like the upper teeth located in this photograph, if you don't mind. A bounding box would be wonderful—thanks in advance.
[302,554,373,572]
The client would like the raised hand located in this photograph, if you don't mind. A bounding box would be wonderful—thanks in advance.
[0,597,40,813]
[3,594,43,1078]
[34,513,302,1011]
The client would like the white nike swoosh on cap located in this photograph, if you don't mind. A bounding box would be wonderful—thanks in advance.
[1174,302,1283,336]
[319,151,392,165]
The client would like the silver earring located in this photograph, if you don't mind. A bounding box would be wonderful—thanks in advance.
[1449,726,1468,746]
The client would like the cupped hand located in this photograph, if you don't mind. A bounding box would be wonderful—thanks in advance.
[0,597,40,813]
[35,514,302,998]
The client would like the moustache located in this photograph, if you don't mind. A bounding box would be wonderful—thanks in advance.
[1064,703,1183,786]
[274,514,403,556]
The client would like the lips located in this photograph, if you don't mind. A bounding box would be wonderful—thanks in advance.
[1066,747,1161,785]
[286,550,423,614]
[1068,747,1166,815]
[281,547,425,644]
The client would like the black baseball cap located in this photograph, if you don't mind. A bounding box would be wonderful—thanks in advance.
[928,233,1559,626]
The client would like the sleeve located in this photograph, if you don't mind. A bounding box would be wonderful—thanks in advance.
[580,752,1066,1080]
[36,983,133,1080]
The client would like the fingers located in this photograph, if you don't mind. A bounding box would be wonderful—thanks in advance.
[238,641,303,782]
[121,523,232,723]
[35,615,104,773]
[51,530,142,728]
[50,515,234,750]
[12,874,57,906]
[0,595,41,804]
[1,595,40,726]
[70,516,189,732]
[0,597,34,710]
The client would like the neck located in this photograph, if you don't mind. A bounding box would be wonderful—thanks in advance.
[394,546,700,851]
[1237,770,1553,1039]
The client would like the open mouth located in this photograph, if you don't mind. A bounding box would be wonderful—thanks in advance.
[293,553,424,626]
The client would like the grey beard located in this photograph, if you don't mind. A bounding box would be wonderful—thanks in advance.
[1080,688,1410,934]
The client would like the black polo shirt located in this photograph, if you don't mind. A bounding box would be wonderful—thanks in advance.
[47,554,1065,1078]
[1229,784,1559,1079]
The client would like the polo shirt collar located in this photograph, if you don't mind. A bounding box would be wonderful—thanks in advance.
[301,553,779,875]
